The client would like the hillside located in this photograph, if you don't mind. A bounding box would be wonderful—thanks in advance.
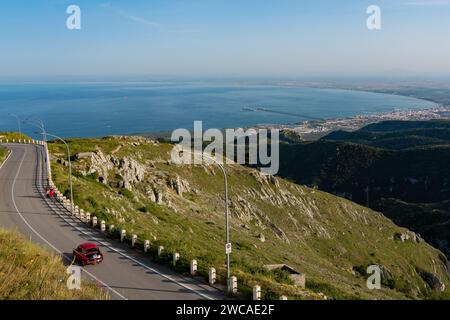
[277,120,450,259]
[372,198,450,259]
[324,120,450,150]
[0,228,109,300]
[0,131,32,142]
[48,136,450,300]
[279,141,450,204]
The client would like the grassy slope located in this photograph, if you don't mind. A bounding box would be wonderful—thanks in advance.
[373,198,450,259]
[0,132,32,165]
[0,146,9,165]
[0,228,108,300]
[48,137,450,300]
[279,122,450,262]
[0,132,32,142]
[279,140,450,204]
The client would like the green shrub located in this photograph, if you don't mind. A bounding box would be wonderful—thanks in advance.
[87,172,100,181]
[118,188,133,199]
[307,280,359,300]
[138,206,151,213]
[87,196,98,208]
[352,265,368,277]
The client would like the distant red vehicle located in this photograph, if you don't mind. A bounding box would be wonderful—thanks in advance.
[73,242,104,266]
[45,187,55,198]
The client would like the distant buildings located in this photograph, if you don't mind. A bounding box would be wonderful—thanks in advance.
[287,106,450,141]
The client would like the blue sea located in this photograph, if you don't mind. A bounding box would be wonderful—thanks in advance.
[0,81,436,138]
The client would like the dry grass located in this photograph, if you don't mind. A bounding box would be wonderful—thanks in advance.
[0,132,31,142]
[0,228,109,300]
[0,146,9,165]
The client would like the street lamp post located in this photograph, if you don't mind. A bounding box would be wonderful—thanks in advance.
[41,132,74,214]
[27,119,46,142]
[216,160,231,281]
[9,113,21,136]
[25,120,52,186]
[24,119,47,143]
[191,151,231,282]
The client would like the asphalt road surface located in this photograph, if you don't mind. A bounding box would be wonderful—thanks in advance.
[0,143,224,300]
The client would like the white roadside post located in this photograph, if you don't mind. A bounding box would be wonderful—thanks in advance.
[86,212,91,224]
[120,229,126,242]
[253,285,262,300]
[228,276,237,295]
[158,246,164,257]
[132,234,137,247]
[109,224,115,233]
[208,268,216,285]
[92,216,98,227]
[173,253,180,266]
[190,259,197,276]
[100,220,106,232]
[280,296,288,300]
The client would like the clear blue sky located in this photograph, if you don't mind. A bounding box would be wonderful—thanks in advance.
[1,0,449,78]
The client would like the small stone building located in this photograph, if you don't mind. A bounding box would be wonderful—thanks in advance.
[264,264,306,288]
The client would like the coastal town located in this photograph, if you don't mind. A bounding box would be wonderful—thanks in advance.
[283,106,450,140]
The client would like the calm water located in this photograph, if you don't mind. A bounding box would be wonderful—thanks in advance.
[0,82,436,138]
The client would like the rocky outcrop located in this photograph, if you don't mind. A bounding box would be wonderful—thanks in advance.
[167,176,190,196]
[118,157,146,190]
[394,231,422,243]
[74,149,146,190]
[416,267,446,292]
[84,149,114,184]
[258,233,266,242]
[231,194,290,243]
[145,186,157,203]
[268,175,280,187]
[75,152,95,160]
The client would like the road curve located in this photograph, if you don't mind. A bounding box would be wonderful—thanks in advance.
[0,143,225,300]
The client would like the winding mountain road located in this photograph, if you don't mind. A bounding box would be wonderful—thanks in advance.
[0,143,224,300]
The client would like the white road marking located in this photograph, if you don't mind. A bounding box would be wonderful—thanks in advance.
[10,146,128,300]
[0,148,12,170]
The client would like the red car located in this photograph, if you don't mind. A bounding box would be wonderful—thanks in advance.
[45,187,55,198]
[73,242,104,266]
